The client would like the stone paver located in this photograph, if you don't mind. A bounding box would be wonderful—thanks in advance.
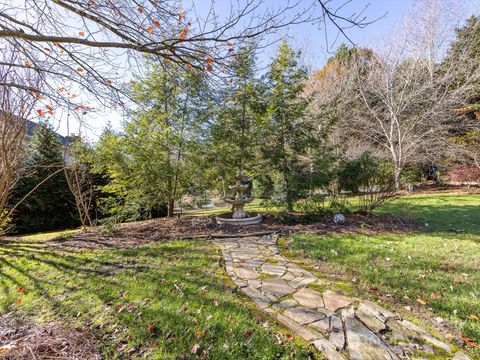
[261,277,295,297]
[323,291,354,312]
[293,287,324,308]
[213,234,453,360]
[261,263,286,276]
[284,306,326,325]
[345,313,398,360]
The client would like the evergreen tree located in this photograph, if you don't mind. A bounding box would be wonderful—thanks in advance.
[211,46,264,191]
[445,15,480,116]
[11,123,78,233]
[261,41,314,212]
[444,16,480,168]
[93,61,210,221]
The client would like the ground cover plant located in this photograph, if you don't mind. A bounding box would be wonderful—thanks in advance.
[0,238,315,359]
[281,193,480,357]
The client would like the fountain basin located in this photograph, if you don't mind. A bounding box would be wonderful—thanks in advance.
[216,212,262,225]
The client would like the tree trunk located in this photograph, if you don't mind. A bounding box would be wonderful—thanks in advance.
[167,199,175,218]
[393,167,402,191]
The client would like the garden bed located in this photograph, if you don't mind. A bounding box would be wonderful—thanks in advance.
[46,212,422,250]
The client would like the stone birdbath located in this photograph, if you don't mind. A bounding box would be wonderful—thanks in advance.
[216,173,262,225]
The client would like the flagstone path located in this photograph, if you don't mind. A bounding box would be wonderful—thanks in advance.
[213,234,471,360]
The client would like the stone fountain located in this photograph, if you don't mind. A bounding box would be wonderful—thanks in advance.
[216,173,262,225]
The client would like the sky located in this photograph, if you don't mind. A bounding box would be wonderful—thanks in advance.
[46,0,479,140]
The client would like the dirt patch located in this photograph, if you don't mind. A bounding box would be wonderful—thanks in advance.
[46,213,422,250]
[0,314,100,359]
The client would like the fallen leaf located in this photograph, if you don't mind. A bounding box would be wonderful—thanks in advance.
[370,287,381,296]
[430,292,442,299]
[191,343,200,354]
[17,287,25,294]
[243,330,252,337]
[195,326,202,337]
[147,322,155,333]
[417,298,427,305]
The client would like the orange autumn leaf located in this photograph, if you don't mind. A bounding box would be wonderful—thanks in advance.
[147,322,155,333]
[152,20,160,28]
[77,67,85,72]
[195,326,202,337]
[106,79,112,85]
[147,26,153,34]
[37,94,44,100]
[179,32,186,40]
[206,64,213,72]
[178,10,183,21]
[57,87,65,93]
[17,287,25,294]
[138,7,143,14]
[37,109,45,117]
[15,298,22,305]
[206,56,214,63]
[79,31,85,36]
[24,60,31,67]
[46,105,53,111]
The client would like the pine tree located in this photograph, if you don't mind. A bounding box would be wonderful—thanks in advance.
[10,123,78,233]
[261,41,314,212]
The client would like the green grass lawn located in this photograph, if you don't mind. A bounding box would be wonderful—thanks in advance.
[282,193,480,355]
[0,239,314,359]
[179,198,274,217]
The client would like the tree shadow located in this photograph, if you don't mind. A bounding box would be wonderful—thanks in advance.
[0,239,292,358]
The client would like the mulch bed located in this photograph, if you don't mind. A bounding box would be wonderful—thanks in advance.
[46,213,422,250]
[0,314,100,360]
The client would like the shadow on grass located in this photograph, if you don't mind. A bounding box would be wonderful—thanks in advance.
[0,239,309,359]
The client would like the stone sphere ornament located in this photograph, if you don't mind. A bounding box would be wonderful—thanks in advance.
[333,213,346,224]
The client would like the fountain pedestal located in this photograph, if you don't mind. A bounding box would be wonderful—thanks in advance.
[216,174,262,225]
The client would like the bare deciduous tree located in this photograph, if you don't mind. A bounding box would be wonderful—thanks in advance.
[0,50,38,233]
[346,0,479,189]
[63,139,96,227]
[0,0,377,119]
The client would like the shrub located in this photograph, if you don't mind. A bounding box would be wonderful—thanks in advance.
[448,166,480,184]
[338,152,396,214]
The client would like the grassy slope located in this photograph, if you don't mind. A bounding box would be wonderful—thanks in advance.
[0,239,314,359]
[285,194,480,354]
